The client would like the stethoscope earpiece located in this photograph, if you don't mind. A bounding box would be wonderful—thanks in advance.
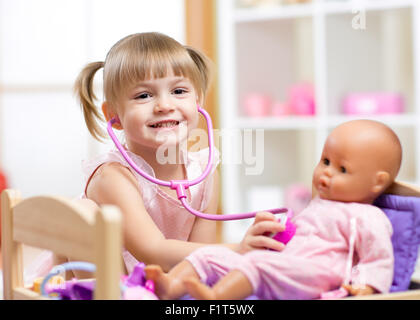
[110,116,120,124]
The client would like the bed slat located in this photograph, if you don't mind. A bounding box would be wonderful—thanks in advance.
[12,196,95,262]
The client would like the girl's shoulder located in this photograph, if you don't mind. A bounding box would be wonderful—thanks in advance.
[82,149,153,179]
[84,160,139,200]
[81,149,155,198]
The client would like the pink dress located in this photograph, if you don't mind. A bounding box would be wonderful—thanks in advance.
[82,147,220,273]
[186,197,394,300]
[24,147,220,281]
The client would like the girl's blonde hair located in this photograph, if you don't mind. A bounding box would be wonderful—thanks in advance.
[74,32,213,141]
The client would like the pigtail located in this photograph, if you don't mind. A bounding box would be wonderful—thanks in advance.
[74,61,106,141]
[185,46,214,100]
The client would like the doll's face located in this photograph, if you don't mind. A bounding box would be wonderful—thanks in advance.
[312,125,391,204]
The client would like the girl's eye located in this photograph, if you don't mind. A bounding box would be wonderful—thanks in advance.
[323,158,330,166]
[340,166,347,173]
[173,88,187,95]
[135,92,151,99]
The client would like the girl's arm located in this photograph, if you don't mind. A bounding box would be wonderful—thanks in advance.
[187,169,219,244]
[238,211,285,253]
[87,162,213,272]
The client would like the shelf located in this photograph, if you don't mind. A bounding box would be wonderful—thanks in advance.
[327,114,419,128]
[236,114,417,130]
[324,0,415,15]
[235,3,315,23]
[237,116,317,130]
[234,0,415,23]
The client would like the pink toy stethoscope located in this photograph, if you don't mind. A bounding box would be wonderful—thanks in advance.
[107,105,293,224]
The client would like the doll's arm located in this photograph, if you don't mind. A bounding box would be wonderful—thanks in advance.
[348,210,394,294]
[342,284,377,296]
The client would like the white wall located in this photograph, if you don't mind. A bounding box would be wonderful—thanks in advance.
[0,0,185,198]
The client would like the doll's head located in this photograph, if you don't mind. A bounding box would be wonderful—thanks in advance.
[312,120,402,204]
[74,32,213,143]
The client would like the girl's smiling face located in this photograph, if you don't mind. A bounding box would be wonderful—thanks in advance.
[115,70,199,154]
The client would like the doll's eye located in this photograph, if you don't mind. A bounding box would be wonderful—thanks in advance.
[323,158,330,166]
[340,166,347,173]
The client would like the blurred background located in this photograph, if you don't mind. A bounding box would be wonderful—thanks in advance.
[0,0,189,199]
[0,0,419,249]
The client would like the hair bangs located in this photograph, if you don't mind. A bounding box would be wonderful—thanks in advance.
[103,32,207,105]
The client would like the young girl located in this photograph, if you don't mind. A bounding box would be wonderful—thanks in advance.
[72,32,284,275]
[145,119,402,299]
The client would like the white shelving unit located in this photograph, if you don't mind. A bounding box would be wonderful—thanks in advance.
[216,0,420,242]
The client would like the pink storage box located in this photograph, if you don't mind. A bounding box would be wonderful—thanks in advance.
[242,93,272,117]
[342,93,404,115]
[288,83,315,116]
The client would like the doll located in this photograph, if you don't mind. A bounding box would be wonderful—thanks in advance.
[145,119,402,299]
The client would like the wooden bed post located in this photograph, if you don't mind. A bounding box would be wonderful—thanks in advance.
[1,189,23,300]
[94,205,122,300]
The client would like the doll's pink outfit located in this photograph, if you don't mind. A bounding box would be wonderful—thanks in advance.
[24,147,219,281]
[186,197,394,300]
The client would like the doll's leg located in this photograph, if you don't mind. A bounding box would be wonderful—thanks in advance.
[145,260,200,300]
[184,269,253,300]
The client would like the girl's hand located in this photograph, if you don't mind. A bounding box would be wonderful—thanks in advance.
[239,211,285,253]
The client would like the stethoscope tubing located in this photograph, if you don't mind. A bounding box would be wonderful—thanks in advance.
[107,106,289,220]
[107,107,213,188]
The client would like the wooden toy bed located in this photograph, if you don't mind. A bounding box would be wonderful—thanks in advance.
[2,181,420,300]
[1,189,123,300]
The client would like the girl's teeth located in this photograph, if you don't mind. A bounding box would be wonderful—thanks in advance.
[152,121,179,128]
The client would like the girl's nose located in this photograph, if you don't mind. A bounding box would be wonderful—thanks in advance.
[154,96,174,113]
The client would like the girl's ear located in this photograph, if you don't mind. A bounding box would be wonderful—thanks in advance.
[102,102,123,130]
[372,171,391,195]
[196,95,204,108]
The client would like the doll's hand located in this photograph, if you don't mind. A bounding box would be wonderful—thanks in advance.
[342,284,377,296]
[239,211,285,254]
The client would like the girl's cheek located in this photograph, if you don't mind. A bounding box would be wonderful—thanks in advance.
[190,113,199,129]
